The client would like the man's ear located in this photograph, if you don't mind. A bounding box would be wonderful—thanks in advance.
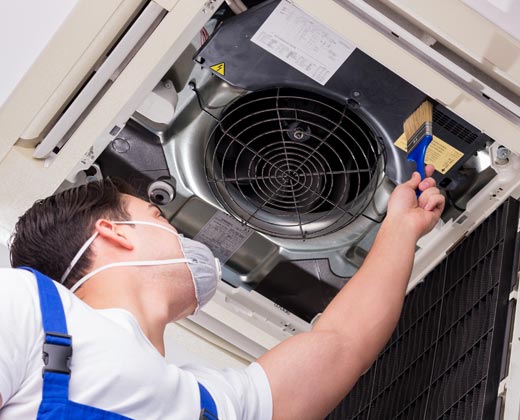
[94,219,134,251]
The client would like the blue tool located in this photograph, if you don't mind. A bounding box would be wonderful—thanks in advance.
[403,101,433,194]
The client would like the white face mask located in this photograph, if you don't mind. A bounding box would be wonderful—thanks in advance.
[60,221,221,312]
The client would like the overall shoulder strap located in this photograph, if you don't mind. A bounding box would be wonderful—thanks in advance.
[198,382,218,419]
[19,267,72,400]
[19,267,217,416]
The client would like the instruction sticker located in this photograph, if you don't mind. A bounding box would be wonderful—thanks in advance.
[193,212,254,264]
[210,62,225,76]
[394,133,465,174]
[251,0,356,85]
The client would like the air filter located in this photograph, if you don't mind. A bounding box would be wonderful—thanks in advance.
[327,198,519,419]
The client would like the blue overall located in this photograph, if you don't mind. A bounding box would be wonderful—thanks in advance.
[20,267,218,420]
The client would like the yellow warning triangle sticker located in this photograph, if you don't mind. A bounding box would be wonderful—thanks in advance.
[210,62,225,76]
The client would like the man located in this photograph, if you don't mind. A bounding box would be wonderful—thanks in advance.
[2,166,444,419]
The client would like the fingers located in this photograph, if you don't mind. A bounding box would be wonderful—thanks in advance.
[402,167,443,213]
[417,168,443,212]
[418,177,436,192]
[405,165,435,191]
[417,164,437,192]
[425,193,445,213]
[418,165,436,191]
[403,171,422,190]
[418,185,438,207]
[418,183,445,216]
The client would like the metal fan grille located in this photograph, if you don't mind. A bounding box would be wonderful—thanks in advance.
[205,88,384,239]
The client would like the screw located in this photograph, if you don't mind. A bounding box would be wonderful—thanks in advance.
[495,146,511,165]
[497,146,511,160]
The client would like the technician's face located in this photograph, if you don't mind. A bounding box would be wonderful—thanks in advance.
[122,194,172,226]
[121,195,183,260]
[116,195,198,316]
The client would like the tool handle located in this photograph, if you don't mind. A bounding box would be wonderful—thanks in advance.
[407,134,433,197]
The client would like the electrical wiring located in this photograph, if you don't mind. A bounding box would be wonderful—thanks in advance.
[199,27,210,46]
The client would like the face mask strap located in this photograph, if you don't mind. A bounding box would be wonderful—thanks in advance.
[60,232,99,284]
[113,221,179,236]
[60,220,179,286]
[69,258,190,293]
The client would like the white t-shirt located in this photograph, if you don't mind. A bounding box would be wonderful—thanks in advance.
[0,268,272,420]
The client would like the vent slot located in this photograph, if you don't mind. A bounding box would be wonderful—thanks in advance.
[33,2,166,159]
[327,198,519,420]
[433,108,478,145]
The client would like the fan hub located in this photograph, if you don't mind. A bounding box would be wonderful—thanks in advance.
[288,122,312,142]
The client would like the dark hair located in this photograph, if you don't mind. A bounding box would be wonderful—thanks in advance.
[10,178,134,289]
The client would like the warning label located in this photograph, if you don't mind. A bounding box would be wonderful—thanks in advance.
[394,133,464,174]
[210,62,225,76]
[193,212,253,264]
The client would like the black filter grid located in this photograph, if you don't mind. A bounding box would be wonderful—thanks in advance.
[326,198,519,420]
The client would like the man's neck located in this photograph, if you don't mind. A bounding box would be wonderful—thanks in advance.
[73,265,197,355]
[76,271,174,356]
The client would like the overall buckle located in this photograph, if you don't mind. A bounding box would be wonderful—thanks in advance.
[199,408,219,420]
[42,332,72,375]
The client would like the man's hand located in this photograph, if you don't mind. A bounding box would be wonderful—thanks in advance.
[387,165,445,239]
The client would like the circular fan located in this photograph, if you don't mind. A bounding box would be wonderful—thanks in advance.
[204,87,384,239]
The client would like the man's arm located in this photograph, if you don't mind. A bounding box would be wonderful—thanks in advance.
[258,167,445,420]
